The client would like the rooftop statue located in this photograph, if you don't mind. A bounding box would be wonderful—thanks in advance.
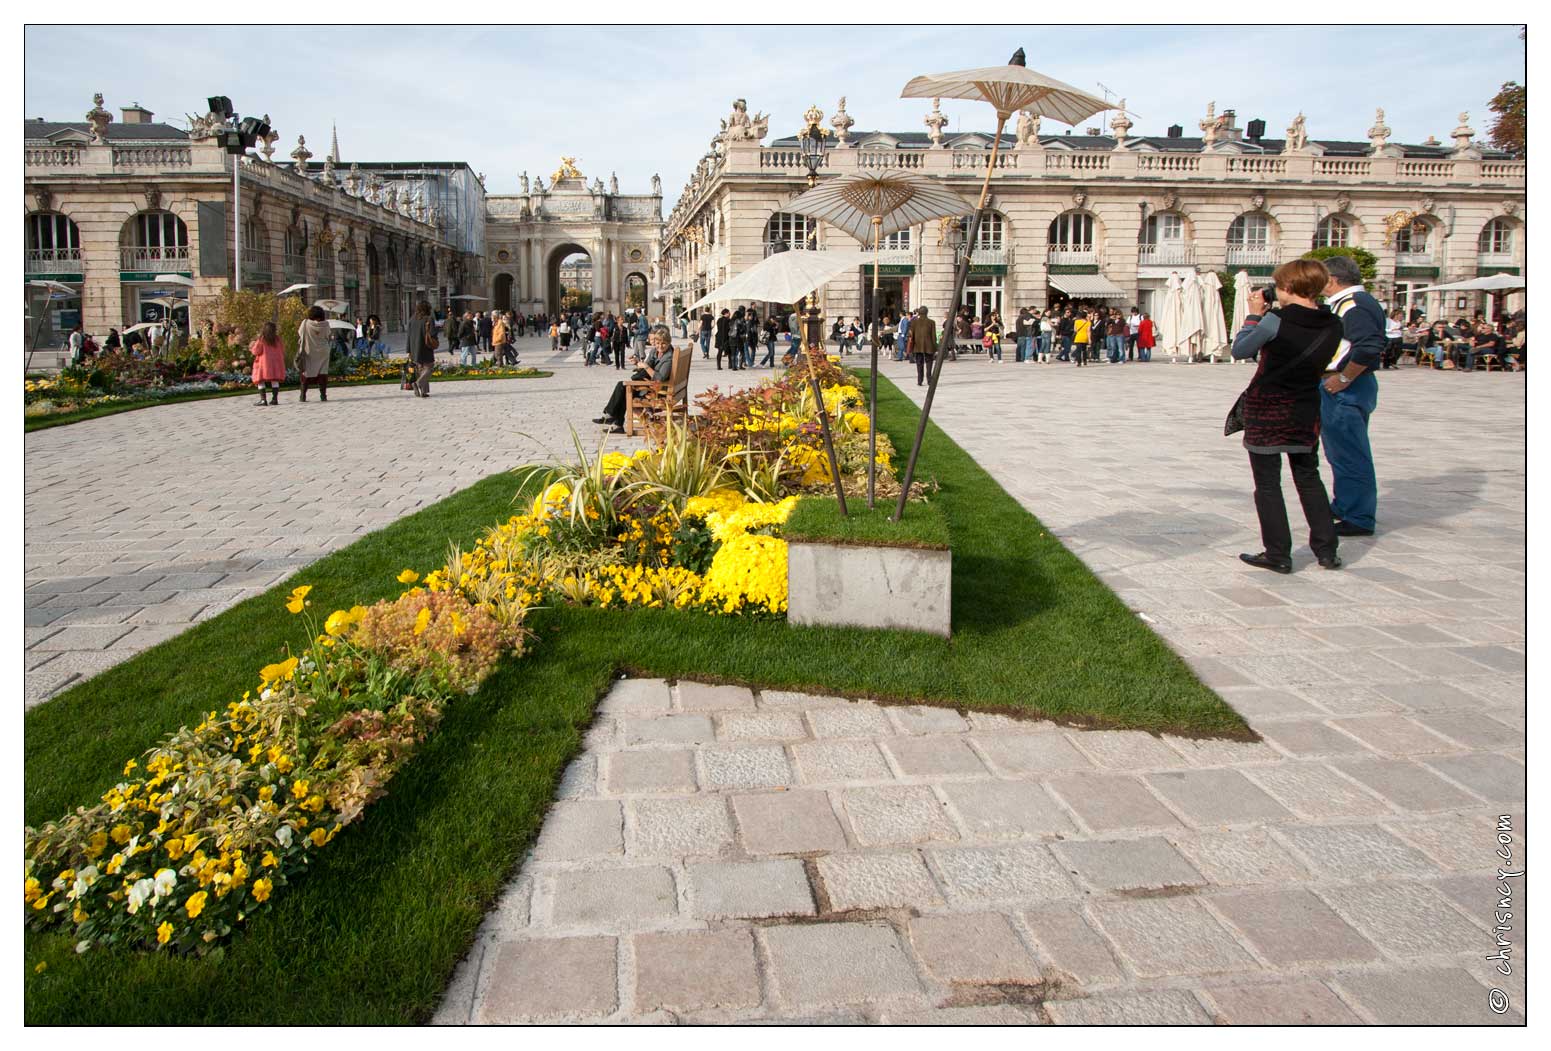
[552,156,583,184]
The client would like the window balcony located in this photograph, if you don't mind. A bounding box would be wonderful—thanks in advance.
[1394,251,1437,268]
[241,248,272,281]
[1138,243,1195,266]
[283,253,306,280]
[1046,247,1095,266]
[26,247,82,274]
[970,247,1008,265]
[1226,245,1278,267]
[1478,251,1516,268]
[119,245,191,272]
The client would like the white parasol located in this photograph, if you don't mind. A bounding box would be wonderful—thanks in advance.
[782,170,974,507]
[1198,270,1228,362]
[1229,269,1252,363]
[1408,272,1525,293]
[326,319,356,332]
[685,248,874,311]
[1177,271,1206,363]
[314,298,350,314]
[1157,272,1189,363]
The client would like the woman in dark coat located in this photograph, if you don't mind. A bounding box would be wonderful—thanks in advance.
[408,301,436,398]
[1229,259,1346,574]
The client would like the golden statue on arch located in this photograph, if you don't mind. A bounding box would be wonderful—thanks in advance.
[552,156,583,184]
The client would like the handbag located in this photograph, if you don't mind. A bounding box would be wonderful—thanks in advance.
[1225,323,1340,436]
[426,319,440,352]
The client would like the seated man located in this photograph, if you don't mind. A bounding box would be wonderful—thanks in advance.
[594,324,678,433]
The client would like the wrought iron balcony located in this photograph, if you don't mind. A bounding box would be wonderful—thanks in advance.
[25,247,82,274]
[1138,243,1196,266]
[1225,245,1278,267]
[119,245,190,272]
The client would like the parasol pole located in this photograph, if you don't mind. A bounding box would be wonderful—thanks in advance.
[867,214,882,508]
[892,111,1007,522]
[804,338,849,517]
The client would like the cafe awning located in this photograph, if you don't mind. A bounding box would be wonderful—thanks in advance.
[1049,273,1128,299]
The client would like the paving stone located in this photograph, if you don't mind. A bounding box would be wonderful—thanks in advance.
[28,625,134,651]
[1423,753,1526,804]
[1162,735,1281,766]
[604,750,697,795]
[816,850,943,911]
[628,796,733,858]
[791,739,893,784]
[1068,730,1188,769]
[699,744,793,789]
[1334,968,1523,1025]
[1045,990,1212,1025]
[1142,768,1293,826]
[970,732,1094,776]
[1328,715,1456,756]
[531,800,623,860]
[547,866,678,927]
[1052,836,1205,893]
[1202,980,1363,1024]
[675,680,757,712]
[1411,711,1522,750]
[621,714,715,747]
[1090,898,1258,978]
[883,735,988,777]
[24,669,78,707]
[1318,882,1482,956]
[477,936,617,1022]
[113,624,193,650]
[885,705,969,735]
[1245,763,1390,819]
[1254,719,1368,757]
[762,922,921,1008]
[840,785,958,846]
[633,929,760,1013]
[1330,757,1481,812]
[1377,680,1492,712]
[554,754,597,799]
[686,859,815,919]
[941,780,1076,839]
[716,710,808,742]
[757,690,849,708]
[877,1005,1041,1025]
[1276,824,1439,879]
[807,704,894,739]
[1021,903,1124,985]
[1384,812,1499,870]
[597,677,672,715]
[1210,888,1380,965]
[732,791,848,855]
[928,844,1076,906]
[1046,774,1183,832]
[1171,828,1310,886]
[907,912,1041,985]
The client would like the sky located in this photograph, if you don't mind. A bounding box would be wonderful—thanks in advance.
[24,25,1525,210]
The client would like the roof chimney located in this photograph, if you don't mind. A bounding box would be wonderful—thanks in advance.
[121,103,154,124]
[1166,124,1183,138]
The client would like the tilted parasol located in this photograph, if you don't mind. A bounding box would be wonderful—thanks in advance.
[684,248,874,311]
[783,171,974,506]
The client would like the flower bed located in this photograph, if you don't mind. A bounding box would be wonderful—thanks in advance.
[24,584,530,956]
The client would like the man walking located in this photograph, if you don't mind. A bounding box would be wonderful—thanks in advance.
[699,309,714,359]
[906,305,936,387]
[1319,255,1384,537]
[714,308,733,370]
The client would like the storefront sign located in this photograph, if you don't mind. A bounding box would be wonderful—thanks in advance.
[30,272,83,283]
[862,264,915,277]
[120,271,193,282]
[1045,264,1097,275]
[969,263,1007,275]
[1477,266,1520,276]
[1395,266,1440,278]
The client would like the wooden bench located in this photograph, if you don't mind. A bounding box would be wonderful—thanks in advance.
[624,347,692,437]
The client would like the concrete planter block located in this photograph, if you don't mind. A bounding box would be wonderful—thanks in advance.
[786,541,951,637]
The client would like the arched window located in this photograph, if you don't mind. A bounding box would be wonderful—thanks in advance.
[1140,212,1190,264]
[1479,218,1514,256]
[26,212,81,270]
[958,211,1006,251]
[122,211,189,270]
[765,211,817,251]
[881,229,911,251]
[1313,216,1350,249]
[1227,213,1271,250]
[1047,211,1092,251]
[1393,220,1430,255]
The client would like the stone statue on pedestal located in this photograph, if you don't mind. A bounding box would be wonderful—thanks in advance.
[719,98,769,143]
[86,93,113,144]
[1109,101,1132,148]
[1285,112,1308,152]
[520,171,529,194]
[345,162,361,196]
[1199,101,1227,146]
[1368,108,1391,151]
[925,98,948,146]
[258,116,278,161]
[291,135,313,176]
[1451,112,1476,152]
[651,173,661,195]
[831,97,855,145]
[609,171,619,195]
[1016,109,1040,146]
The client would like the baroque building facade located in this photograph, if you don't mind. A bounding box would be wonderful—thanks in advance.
[662,99,1526,327]
[484,158,664,317]
[24,95,482,344]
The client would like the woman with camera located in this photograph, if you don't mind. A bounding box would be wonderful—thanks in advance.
[1229,259,1346,574]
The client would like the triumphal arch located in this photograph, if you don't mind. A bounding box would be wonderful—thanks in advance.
[485,158,664,316]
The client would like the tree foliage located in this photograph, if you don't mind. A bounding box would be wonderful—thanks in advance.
[191,290,308,365]
[1302,246,1380,286]
[1487,80,1526,157]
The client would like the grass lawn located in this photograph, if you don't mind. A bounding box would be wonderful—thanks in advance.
[785,494,949,549]
[23,368,553,432]
[24,373,1245,1023]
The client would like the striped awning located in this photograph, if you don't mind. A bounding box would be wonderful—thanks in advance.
[1049,273,1128,299]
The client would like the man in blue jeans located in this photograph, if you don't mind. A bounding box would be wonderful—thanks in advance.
[698,309,713,359]
[1318,255,1384,537]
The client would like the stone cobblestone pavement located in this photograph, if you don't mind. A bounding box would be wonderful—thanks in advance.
[443,362,1524,1025]
[23,335,752,706]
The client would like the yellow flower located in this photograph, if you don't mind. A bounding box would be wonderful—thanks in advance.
[156,921,174,945]
[397,569,419,584]
[184,890,208,919]
[291,779,310,800]
[259,657,300,684]
[258,786,275,802]
[123,759,138,776]
[110,824,132,845]
[303,794,325,813]
[252,878,273,903]
[413,607,432,636]
[449,610,467,636]
[24,877,41,903]
[309,828,328,848]
[285,584,312,614]
[323,610,352,637]
[275,755,294,774]
[261,851,277,868]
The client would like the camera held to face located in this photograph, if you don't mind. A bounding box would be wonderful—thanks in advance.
[1260,285,1278,307]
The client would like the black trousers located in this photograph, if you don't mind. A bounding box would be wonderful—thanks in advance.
[1074,342,1088,365]
[1249,450,1338,563]
[614,345,625,369]
[913,352,931,385]
[603,368,653,423]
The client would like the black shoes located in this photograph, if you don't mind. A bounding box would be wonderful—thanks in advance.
[1239,552,1294,575]
[608,425,625,434]
[1318,554,1344,570]
[1334,521,1375,537]
[592,416,611,424]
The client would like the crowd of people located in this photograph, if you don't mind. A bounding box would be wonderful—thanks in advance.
[1388,310,1526,371]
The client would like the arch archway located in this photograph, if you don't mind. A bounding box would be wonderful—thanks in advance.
[624,272,648,311]
[493,272,515,311]
[546,242,592,316]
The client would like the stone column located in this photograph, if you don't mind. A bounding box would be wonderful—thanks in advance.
[611,238,624,306]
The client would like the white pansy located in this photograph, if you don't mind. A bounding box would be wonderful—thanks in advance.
[275,826,293,848]
[153,868,177,898]
[126,879,154,914]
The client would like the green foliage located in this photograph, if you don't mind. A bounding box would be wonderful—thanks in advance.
[194,290,307,366]
[668,517,717,575]
[785,496,949,550]
[1487,80,1526,157]
[1302,246,1379,286]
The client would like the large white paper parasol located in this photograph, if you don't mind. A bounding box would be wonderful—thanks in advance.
[685,248,874,311]
[1198,270,1228,361]
[1230,270,1252,363]
[1158,272,1189,361]
[1409,272,1525,293]
[1178,271,1206,362]
[314,299,351,315]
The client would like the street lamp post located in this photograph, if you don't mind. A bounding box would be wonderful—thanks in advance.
[209,96,270,293]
